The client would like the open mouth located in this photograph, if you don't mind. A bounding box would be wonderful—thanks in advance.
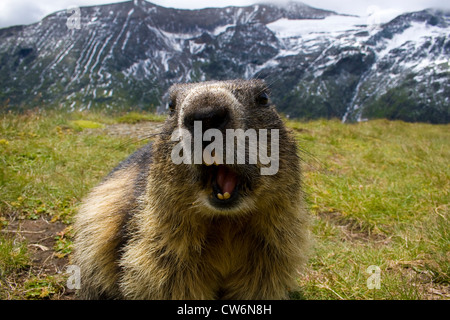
[195,149,260,210]
[202,161,241,208]
[213,164,239,201]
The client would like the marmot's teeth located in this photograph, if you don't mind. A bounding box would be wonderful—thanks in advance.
[217,193,224,200]
[223,192,230,200]
[203,159,220,166]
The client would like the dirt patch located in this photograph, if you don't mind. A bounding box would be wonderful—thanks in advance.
[86,121,164,139]
[6,218,67,273]
[292,127,312,134]
[386,260,450,300]
[318,210,390,244]
[2,216,75,299]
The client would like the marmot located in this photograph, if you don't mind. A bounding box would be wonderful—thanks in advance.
[73,79,309,299]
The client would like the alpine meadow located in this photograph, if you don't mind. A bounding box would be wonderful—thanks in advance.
[0,111,448,299]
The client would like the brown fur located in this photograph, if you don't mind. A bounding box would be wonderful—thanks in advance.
[73,79,309,299]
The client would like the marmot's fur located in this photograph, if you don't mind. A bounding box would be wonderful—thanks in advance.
[73,79,309,299]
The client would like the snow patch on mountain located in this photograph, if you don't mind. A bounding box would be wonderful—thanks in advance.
[267,15,369,38]
[378,21,447,58]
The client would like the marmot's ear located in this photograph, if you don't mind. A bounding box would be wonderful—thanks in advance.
[168,98,176,116]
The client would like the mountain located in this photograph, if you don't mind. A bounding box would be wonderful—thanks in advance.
[267,9,450,123]
[0,0,449,123]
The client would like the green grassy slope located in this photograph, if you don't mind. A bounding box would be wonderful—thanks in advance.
[0,111,448,299]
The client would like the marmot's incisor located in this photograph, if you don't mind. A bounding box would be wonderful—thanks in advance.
[73,79,309,299]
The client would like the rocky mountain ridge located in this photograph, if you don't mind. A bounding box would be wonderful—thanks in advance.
[0,0,448,123]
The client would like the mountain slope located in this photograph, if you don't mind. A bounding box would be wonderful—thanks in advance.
[264,9,449,123]
[0,0,448,123]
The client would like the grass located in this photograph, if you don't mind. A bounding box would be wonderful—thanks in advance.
[0,235,30,299]
[0,111,448,299]
[69,120,105,130]
[0,236,29,277]
[287,119,449,299]
[116,111,167,124]
[0,111,149,222]
[0,110,153,299]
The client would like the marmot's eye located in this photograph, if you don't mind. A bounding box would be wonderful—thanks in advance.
[256,92,270,107]
[168,100,176,115]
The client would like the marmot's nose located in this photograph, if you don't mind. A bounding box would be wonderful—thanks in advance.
[183,105,230,133]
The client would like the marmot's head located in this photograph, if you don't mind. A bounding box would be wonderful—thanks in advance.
[154,79,300,215]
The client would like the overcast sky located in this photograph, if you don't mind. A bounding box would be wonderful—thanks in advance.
[0,0,449,28]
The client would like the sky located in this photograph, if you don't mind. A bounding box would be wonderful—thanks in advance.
[0,0,449,29]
